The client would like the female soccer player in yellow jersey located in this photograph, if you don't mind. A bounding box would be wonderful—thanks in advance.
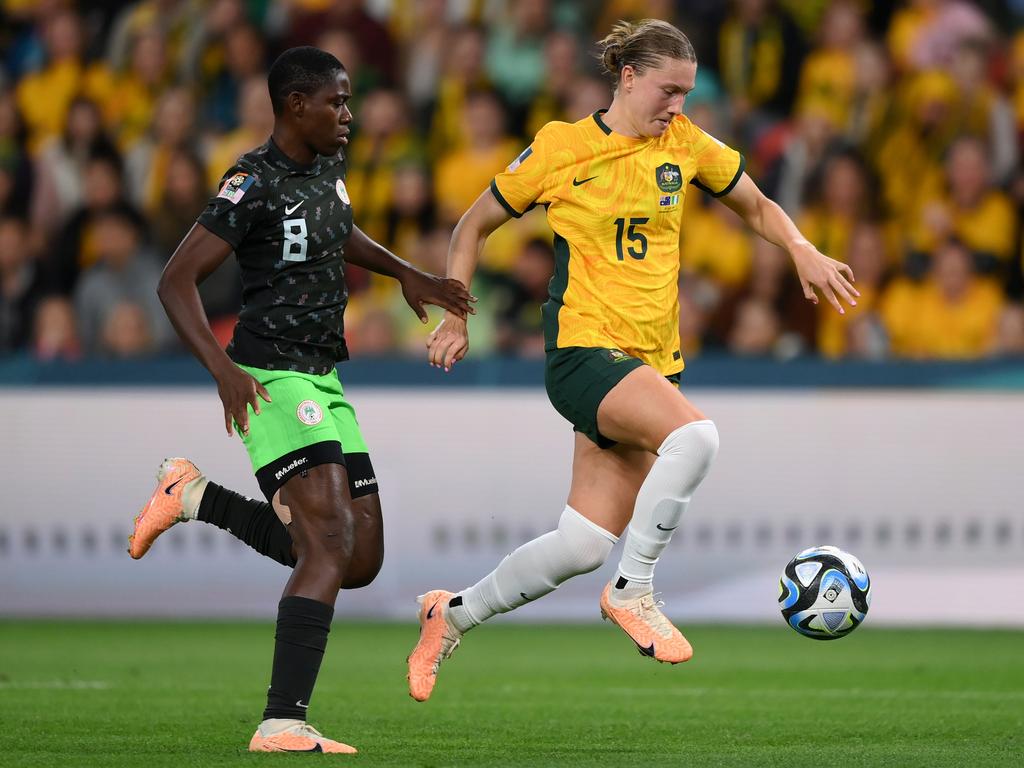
[408,19,858,701]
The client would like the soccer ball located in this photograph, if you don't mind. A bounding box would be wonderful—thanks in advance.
[778,546,871,640]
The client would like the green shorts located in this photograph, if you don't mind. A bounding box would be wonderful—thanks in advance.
[544,347,681,449]
[237,364,377,501]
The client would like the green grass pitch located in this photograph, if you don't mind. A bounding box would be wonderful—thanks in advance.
[1,621,1021,767]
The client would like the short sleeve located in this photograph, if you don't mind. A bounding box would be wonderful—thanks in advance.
[689,127,745,198]
[196,163,265,248]
[490,126,553,218]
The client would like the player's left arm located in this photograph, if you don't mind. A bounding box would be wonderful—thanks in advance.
[719,173,860,314]
[344,226,476,322]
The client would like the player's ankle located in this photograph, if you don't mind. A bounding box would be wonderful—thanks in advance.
[180,476,209,520]
[445,594,476,634]
[258,718,304,736]
[610,574,653,601]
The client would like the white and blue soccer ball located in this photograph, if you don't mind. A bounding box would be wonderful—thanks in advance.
[778,546,871,640]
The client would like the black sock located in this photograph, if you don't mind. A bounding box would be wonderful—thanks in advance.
[263,596,334,722]
[197,482,296,566]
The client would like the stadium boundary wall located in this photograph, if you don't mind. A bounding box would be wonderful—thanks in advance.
[1,387,1021,625]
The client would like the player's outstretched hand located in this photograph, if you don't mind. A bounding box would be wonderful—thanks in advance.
[215,365,272,436]
[400,269,477,323]
[427,313,469,372]
[790,242,859,315]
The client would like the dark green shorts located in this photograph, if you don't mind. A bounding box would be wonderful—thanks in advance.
[544,347,681,449]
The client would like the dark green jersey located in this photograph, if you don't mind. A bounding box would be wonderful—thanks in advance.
[198,138,354,375]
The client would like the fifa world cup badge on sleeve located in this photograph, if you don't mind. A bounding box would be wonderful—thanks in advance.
[508,146,533,172]
[217,172,256,204]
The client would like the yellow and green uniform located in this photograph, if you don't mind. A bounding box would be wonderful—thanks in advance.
[490,110,744,445]
[491,110,744,376]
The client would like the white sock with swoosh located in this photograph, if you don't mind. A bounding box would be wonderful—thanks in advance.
[448,505,618,633]
[613,420,719,599]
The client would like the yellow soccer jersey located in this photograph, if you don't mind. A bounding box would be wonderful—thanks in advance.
[490,110,744,374]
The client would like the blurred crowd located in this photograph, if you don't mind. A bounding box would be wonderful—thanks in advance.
[1,0,1023,364]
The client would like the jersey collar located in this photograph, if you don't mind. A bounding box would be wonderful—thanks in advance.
[267,136,323,175]
[591,109,648,144]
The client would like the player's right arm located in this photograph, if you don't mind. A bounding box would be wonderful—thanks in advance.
[427,190,511,370]
[428,127,555,370]
[157,223,270,437]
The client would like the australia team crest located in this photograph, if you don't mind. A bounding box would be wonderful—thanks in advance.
[655,162,682,193]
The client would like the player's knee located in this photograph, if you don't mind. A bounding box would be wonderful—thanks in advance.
[293,501,355,558]
[663,419,719,478]
[557,506,616,575]
[342,549,383,589]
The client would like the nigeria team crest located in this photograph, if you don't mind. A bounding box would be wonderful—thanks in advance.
[655,163,682,192]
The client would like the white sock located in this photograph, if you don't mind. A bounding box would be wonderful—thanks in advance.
[259,718,304,736]
[448,505,617,633]
[613,420,719,597]
[180,476,208,520]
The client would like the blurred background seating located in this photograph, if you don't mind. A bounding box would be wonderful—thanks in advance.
[1,0,1021,364]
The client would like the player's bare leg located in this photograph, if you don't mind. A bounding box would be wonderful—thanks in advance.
[131,459,385,586]
[249,463,360,753]
[342,493,384,589]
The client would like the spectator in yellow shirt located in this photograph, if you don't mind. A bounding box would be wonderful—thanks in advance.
[94,27,172,150]
[434,90,519,224]
[205,76,274,190]
[15,9,109,153]
[680,194,752,289]
[344,89,424,244]
[947,40,1018,184]
[875,69,957,226]
[427,25,491,159]
[846,40,899,168]
[817,222,889,359]
[881,238,1004,359]
[910,136,1017,279]
[124,87,199,213]
[798,148,874,267]
[795,0,864,129]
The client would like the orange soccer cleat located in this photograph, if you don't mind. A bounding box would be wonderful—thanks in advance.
[407,589,462,702]
[128,457,204,559]
[599,583,693,664]
[248,722,357,754]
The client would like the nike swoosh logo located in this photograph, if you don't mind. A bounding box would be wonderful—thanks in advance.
[426,601,439,619]
[279,744,323,753]
[520,592,530,601]
[572,175,598,186]
[164,476,186,495]
[656,523,678,531]
[295,699,309,708]
[285,201,303,215]
[636,642,656,657]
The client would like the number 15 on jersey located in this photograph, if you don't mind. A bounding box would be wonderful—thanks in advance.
[614,217,649,261]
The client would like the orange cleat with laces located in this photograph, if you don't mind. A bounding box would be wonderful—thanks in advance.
[599,582,693,664]
[128,457,203,559]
